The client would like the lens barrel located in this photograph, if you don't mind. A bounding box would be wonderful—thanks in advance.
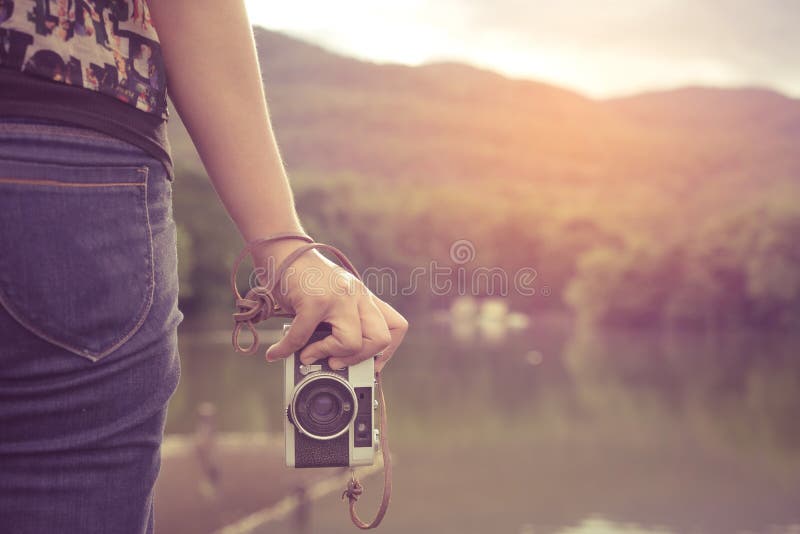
[290,372,357,440]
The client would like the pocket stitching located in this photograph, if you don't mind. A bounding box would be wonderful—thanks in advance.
[93,165,154,359]
[0,165,155,361]
[0,178,146,188]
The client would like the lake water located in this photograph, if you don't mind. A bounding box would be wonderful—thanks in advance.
[166,314,800,534]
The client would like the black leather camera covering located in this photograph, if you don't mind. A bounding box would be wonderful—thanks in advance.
[295,432,349,468]
[293,322,351,467]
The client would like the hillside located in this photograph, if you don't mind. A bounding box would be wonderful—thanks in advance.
[169,28,800,327]
[171,27,799,205]
[608,86,800,134]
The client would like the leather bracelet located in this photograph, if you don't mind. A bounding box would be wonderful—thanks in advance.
[230,232,313,354]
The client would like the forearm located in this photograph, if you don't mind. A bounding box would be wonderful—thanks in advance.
[148,0,302,242]
[147,1,408,370]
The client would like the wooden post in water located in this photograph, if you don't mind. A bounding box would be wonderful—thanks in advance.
[194,401,221,497]
[291,485,311,534]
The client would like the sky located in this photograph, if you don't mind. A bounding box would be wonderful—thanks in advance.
[244,0,800,99]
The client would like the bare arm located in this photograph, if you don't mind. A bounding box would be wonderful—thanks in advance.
[147,0,407,369]
[148,0,300,242]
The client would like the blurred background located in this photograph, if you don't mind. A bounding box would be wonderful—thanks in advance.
[155,2,800,533]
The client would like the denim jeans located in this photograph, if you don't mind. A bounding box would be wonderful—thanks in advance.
[0,117,183,533]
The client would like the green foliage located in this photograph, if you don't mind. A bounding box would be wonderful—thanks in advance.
[172,164,242,314]
[175,223,194,299]
[567,196,800,328]
[167,28,800,329]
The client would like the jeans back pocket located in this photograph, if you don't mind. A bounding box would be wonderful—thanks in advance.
[0,160,154,361]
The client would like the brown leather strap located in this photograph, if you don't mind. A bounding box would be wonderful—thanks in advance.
[230,232,313,354]
[273,242,361,288]
[342,370,392,529]
[230,235,393,529]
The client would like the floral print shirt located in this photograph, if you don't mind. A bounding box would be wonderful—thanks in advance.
[0,0,167,117]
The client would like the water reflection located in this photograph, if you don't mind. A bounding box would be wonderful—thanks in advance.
[168,316,800,533]
[555,518,673,534]
[442,296,530,343]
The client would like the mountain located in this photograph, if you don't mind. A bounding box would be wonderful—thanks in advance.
[608,86,800,134]
[168,28,800,322]
[171,28,799,194]
[171,27,633,185]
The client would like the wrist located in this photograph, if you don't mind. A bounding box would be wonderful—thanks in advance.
[253,238,309,265]
[238,218,304,245]
[245,232,312,282]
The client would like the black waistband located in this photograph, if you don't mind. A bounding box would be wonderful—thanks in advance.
[0,68,173,179]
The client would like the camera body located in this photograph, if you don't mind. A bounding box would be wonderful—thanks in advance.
[284,323,377,468]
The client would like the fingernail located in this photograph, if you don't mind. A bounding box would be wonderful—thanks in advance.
[328,359,345,370]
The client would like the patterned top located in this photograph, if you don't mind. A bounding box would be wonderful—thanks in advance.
[0,0,167,118]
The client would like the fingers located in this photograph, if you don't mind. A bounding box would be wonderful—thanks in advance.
[298,301,363,365]
[264,303,324,361]
[263,272,408,373]
[326,296,392,370]
[372,298,409,372]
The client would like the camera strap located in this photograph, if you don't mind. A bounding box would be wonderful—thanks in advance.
[230,232,314,353]
[342,368,392,529]
[230,232,393,529]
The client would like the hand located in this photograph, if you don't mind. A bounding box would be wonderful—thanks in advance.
[257,241,408,372]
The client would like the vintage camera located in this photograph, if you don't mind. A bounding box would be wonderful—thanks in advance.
[284,323,378,468]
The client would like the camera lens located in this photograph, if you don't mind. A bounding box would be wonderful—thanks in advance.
[290,373,357,440]
[309,392,337,422]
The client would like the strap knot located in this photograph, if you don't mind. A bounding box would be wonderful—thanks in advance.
[235,287,277,322]
[230,233,361,355]
[230,232,313,354]
[342,476,364,502]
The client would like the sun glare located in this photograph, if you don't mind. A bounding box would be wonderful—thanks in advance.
[245,0,799,99]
